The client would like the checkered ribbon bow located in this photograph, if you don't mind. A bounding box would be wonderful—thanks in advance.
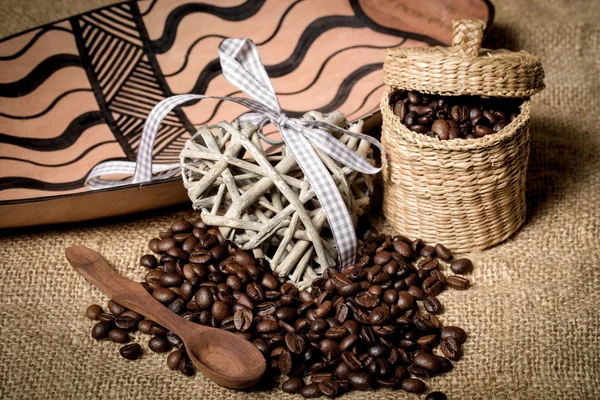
[86,38,385,268]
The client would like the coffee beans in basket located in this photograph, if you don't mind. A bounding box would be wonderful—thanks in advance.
[390,90,523,140]
[83,219,473,398]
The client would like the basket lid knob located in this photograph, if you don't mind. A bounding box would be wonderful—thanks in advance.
[451,19,486,58]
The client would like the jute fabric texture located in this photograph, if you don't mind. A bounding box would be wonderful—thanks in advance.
[1,1,599,399]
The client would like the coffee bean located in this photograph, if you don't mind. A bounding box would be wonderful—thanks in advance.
[256,320,280,334]
[167,349,182,370]
[138,320,154,334]
[86,304,102,320]
[212,301,232,320]
[373,251,391,265]
[421,245,436,258]
[314,300,333,318]
[319,339,339,356]
[114,316,137,331]
[338,334,358,352]
[451,258,473,274]
[392,240,413,258]
[98,313,116,326]
[419,258,439,271]
[171,219,193,233]
[432,119,450,140]
[282,377,304,393]
[355,292,379,308]
[446,275,470,290]
[317,380,339,397]
[285,333,307,355]
[440,326,467,343]
[408,285,426,300]
[256,302,277,316]
[140,254,157,269]
[348,372,373,390]
[119,343,142,360]
[417,334,438,348]
[161,272,183,287]
[91,322,111,340]
[167,247,188,259]
[157,238,177,253]
[300,383,322,398]
[396,291,414,310]
[259,273,279,290]
[474,124,493,137]
[413,353,442,372]
[394,101,407,120]
[194,287,214,310]
[424,296,442,314]
[369,305,391,325]
[108,328,129,344]
[278,349,294,375]
[148,336,171,353]
[148,238,160,253]
[232,309,253,332]
[426,391,448,400]
[246,282,265,302]
[422,276,442,297]
[401,378,426,393]
[189,249,211,264]
[150,324,168,336]
[153,288,176,303]
[434,244,452,261]
[440,337,462,361]
[108,300,126,316]
[341,351,363,371]
[339,283,361,297]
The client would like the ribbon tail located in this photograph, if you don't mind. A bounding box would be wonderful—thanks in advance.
[86,161,179,189]
[280,125,357,268]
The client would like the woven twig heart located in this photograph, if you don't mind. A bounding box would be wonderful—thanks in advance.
[180,111,374,288]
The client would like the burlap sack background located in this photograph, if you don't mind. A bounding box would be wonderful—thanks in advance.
[1,0,599,399]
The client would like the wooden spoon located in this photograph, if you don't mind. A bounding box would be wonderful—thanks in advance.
[65,245,266,389]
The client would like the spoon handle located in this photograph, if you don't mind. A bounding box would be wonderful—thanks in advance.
[65,246,192,335]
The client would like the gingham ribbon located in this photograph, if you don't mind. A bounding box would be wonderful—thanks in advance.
[86,38,385,267]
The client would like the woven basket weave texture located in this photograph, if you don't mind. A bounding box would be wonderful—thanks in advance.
[381,19,542,251]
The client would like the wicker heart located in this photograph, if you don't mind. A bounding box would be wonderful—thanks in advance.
[180,111,375,288]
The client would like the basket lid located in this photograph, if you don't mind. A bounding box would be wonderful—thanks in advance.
[383,19,545,98]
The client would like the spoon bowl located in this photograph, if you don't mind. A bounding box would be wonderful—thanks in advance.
[65,245,266,389]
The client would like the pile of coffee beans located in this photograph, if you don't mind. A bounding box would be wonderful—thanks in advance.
[390,90,522,140]
[85,219,473,399]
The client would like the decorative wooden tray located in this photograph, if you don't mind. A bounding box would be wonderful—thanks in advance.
[0,0,492,228]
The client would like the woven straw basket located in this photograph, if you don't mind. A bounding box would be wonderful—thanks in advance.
[381,19,545,252]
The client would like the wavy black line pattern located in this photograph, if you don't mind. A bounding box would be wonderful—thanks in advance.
[0,54,82,98]
[186,14,394,96]
[0,26,73,61]
[0,176,87,191]
[226,63,382,122]
[163,34,226,77]
[347,83,384,118]
[277,41,404,96]
[0,88,92,119]
[0,140,115,167]
[312,63,383,113]
[164,0,303,78]
[193,59,386,126]
[140,0,159,17]
[150,0,267,53]
[0,111,103,151]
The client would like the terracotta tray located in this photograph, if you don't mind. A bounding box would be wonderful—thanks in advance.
[0,0,493,228]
